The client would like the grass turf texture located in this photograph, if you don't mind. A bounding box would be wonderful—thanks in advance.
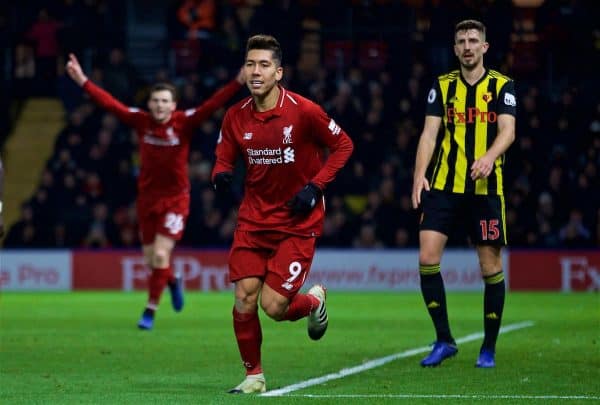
[1,292,598,404]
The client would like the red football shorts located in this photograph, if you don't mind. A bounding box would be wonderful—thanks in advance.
[228,230,317,298]
[136,193,190,245]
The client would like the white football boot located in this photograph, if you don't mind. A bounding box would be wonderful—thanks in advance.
[307,284,328,340]
[228,373,266,394]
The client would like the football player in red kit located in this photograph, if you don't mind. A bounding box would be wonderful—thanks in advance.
[212,35,353,394]
[66,53,244,330]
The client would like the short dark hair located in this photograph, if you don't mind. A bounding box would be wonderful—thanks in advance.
[455,19,486,41]
[246,34,282,65]
[149,82,178,102]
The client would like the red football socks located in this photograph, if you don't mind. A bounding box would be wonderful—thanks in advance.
[147,267,170,307]
[233,307,263,375]
[282,293,319,321]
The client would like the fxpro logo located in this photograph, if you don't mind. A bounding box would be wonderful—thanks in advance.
[447,107,497,124]
[560,256,599,291]
[247,147,295,165]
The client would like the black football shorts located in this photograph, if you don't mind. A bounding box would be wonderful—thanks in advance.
[420,189,507,245]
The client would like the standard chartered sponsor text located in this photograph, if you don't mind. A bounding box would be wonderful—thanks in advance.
[247,147,293,165]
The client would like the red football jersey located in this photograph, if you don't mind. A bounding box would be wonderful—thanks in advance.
[212,86,354,236]
[83,80,242,197]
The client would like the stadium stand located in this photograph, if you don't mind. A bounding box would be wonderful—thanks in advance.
[1,0,598,249]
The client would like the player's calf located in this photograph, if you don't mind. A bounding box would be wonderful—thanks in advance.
[168,273,184,312]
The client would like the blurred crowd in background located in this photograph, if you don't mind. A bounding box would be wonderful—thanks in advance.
[1,0,598,249]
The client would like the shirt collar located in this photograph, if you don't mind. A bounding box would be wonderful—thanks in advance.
[251,85,285,122]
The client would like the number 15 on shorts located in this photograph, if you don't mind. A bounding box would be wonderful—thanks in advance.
[479,219,500,241]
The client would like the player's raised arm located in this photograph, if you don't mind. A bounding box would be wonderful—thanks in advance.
[235,66,245,86]
[184,67,245,128]
[66,53,142,127]
[65,53,88,86]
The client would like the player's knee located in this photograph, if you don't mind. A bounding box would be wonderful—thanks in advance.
[235,290,259,311]
[152,249,170,268]
[419,251,441,266]
[480,261,502,277]
[260,300,286,321]
[478,252,502,276]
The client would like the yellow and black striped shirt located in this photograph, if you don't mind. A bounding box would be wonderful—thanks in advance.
[426,69,516,195]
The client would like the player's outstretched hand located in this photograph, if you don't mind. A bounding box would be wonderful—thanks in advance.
[65,53,88,87]
[287,183,322,215]
[236,67,246,85]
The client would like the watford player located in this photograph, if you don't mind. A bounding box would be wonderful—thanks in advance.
[411,20,516,368]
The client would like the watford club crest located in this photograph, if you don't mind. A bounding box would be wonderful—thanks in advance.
[482,92,493,103]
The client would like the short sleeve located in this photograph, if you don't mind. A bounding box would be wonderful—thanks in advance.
[425,81,444,117]
[497,80,517,116]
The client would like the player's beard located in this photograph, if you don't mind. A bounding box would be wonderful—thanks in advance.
[250,82,279,107]
[460,54,481,71]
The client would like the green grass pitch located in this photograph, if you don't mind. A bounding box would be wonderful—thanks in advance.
[1,291,598,404]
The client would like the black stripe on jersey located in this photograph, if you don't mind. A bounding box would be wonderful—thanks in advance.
[430,83,449,188]
[430,140,444,187]
[464,85,476,192]
[443,79,458,192]
[486,78,498,193]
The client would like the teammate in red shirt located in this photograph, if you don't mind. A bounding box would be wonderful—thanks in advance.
[66,53,244,330]
[212,35,353,394]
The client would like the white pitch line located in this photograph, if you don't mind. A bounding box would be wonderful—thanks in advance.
[287,394,600,400]
[261,321,534,397]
